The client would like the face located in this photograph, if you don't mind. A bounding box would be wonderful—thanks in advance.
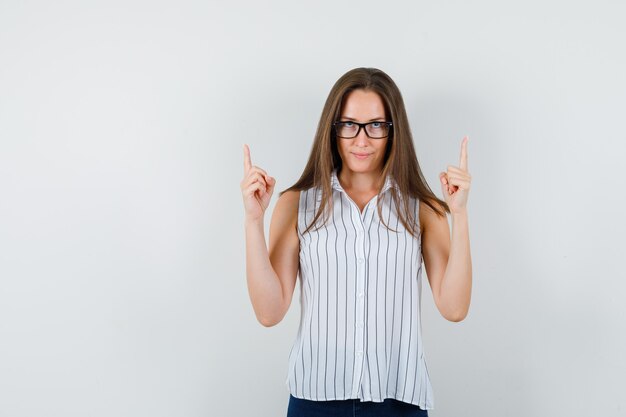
[335,89,389,175]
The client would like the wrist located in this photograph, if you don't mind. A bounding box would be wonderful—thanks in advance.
[450,209,468,219]
[245,216,264,228]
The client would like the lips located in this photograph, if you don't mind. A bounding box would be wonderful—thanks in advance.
[352,152,371,157]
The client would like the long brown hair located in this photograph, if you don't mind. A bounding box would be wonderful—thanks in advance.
[279,67,449,238]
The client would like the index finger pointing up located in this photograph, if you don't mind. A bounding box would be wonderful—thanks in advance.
[243,143,252,174]
[459,136,469,171]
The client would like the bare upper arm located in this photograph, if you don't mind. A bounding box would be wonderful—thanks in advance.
[268,190,300,318]
[419,200,451,318]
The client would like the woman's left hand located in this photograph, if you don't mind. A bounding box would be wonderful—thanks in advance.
[440,136,471,215]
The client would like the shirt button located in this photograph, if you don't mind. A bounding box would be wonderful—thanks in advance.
[358,292,364,298]
[357,322,363,328]
[358,258,364,263]
[356,351,363,356]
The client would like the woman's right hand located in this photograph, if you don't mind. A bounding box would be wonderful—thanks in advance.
[241,144,276,222]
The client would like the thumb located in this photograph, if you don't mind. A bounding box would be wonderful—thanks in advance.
[267,176,276,190]
[439,172,449,195]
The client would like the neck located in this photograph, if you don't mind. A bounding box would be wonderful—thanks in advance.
[337,168,385,192]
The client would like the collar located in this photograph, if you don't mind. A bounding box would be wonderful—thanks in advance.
[331,168,395,194]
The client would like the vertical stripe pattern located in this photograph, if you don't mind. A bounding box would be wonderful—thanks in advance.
[285,168,434,410]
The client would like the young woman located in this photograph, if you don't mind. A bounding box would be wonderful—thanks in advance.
[241,67,472,416]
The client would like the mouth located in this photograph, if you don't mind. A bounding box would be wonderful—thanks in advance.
[352,152,372,159]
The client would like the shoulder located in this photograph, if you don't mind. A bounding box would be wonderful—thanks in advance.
[419,199,449,235]
[277,189,300,208]
[272,190,300,224]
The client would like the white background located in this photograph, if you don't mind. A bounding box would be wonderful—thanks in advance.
[1,1,625,416]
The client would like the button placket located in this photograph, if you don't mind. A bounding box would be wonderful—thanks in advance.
[352,203,368,396]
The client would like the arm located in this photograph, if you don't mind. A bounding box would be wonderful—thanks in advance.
[245,190,300,327]
[420,203,472,322]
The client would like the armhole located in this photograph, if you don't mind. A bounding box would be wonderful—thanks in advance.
[416,198,422,240]
[296,189,304,239]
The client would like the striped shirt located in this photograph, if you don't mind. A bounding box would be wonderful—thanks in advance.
[285,168,434,410]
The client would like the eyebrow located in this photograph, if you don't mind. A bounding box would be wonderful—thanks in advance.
[340,116,386,121]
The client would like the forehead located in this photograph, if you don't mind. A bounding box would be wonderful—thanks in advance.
[340,89,386,118]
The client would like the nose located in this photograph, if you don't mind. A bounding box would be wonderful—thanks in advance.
[354,125,369,146]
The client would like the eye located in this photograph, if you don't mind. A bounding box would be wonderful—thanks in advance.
[343,121,354,127]
[371,122,382,128]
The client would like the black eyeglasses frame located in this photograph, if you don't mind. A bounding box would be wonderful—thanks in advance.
[332,120,393,139]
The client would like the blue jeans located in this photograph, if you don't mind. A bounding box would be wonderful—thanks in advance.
[287,394,429,417]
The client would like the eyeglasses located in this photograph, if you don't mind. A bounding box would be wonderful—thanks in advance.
[333,120,393,139]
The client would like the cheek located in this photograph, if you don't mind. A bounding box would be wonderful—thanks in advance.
[375,143,387,155]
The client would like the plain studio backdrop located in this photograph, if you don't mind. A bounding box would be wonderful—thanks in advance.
[0,1,625,416]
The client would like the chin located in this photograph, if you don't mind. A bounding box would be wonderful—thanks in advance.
[346,163,373,172]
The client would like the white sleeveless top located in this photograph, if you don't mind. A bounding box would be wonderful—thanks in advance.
[285,168,434,410]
